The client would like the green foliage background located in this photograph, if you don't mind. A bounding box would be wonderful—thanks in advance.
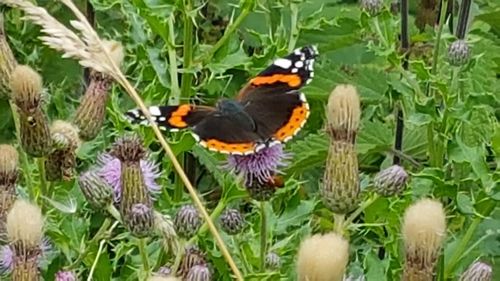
[1,0,499,280]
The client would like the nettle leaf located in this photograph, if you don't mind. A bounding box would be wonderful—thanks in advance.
[275,200,315,235]
[146,47,170,88]
[286,132,328,175]
[456,193,476,215]
[357,120,393,154]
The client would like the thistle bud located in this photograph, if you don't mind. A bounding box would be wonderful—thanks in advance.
[78,170,114,209]
[0,144,19,189]
[0,13,17,99]
[220,208,245,235]
[360,0,383,16]
[45,121,80,181]
[402,199,446,281]
[322,84,361,214]
[110,135,153,237]
[174,205,202,238]
[373,165,409,196]
[297,233,349,281]
[156,266,172,277]
[6,199,44,281]
[326,84,361,143]
[459,261,492,281]
[73,41,123,141]
[10,65,52,157]
[265,252,281,270]
[55,270,77,281]
[186,264,211,281]
[322,142,359,214]
[154,211,179,255]
[177,246,206,279]
[448,40,470,66]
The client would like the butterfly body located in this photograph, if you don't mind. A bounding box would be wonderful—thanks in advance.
[126,45,318,155]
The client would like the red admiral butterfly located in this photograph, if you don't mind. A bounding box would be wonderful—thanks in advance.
[126,45,318,155]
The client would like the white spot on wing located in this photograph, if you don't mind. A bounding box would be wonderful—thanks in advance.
[291,68,298,73]
[149,106,161,116]
[294,61,304,68]
[299,93,307,102]
[273,58,292,69]
[158,116,166,122]
[294,48,302,55]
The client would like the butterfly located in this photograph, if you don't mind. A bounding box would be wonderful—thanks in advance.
[125,45,318,155]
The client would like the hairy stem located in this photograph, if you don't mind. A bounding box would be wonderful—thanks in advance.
[260,201,267,272]
[138,238,150,275]
[37,158,48,201]
[333,213,345,234]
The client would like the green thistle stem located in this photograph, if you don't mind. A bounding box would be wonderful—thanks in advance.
[167,15,180,104]
[37,158,48,201]
[444,199,497,278]
[288,2,299,52]
[87,239,106,281]
[333,213,345,234]
[344,193,379,227]
[188,198,227,243]
[68,218,112,269]
[138,238,150,275]
[373,17,389,48]
[427,0,449,96]
[106,204,122,223]
[232,236,250,274]
[260,201,267,272]
[200,0,254,63]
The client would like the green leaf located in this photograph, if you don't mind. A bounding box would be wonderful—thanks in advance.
[456,193,475,215]
[275,200,315,235]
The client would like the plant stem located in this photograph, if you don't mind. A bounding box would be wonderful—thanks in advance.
[171,238,186,274]
[427,0,449,96]
[232,236,250,274]
[393,101,404,165]
[180,0,193,100]
[260,201,267,272]
[188,198,227,243]
[288,2,299,52]
[373,17,389,48]
[37,158,48,200]
[138,238,150,275]
[456,0,471,39]
[167,15,180,104]
[59,2,243,279]
[106,204,122,223]
[200,0,254,63]
[333,213,345,234]
[173,155,185,202]
[344,193,379,227]
[87,239,106,281]
[69,218,112,269]
[444,200,497,278]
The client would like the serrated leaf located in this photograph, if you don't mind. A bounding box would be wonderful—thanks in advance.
[275,200,315,235]
[286,133,329,175]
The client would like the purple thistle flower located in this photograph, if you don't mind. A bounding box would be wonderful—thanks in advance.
[96,153,161,202]
[226,144,289,186]
[0,238,51,273]
[0,245,13,273]
[55,270,77,281]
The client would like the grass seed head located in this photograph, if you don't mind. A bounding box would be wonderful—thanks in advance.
[296,232,349,281]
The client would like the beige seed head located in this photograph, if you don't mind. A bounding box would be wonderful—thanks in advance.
[0,144,18,175]
[326,84,361,142]
[10,65,43,110]
[403,198,446,256]
[50,120,81,149]
[6,199,44,248]
[297,232,349,281]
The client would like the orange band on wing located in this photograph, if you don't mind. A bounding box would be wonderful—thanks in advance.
[201,139,255,155]
[250,74,301,87]
[274,103,309,141]
[168,104,192,128]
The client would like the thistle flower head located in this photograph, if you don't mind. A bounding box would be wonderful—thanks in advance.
[296,233,349,281]
[459,261,492,281]
[0,144,18,187]
[6,199,44,248]
[219,208,245,235]
[174,204,202,238]
[265,252,281,270]
[18,108,53,157]
[0,245,13,273]
[55,270,77,281]
[360,0,383,16]
[10,65,43,111]
[50,120,81,150]
[125,203,154,237]
[326,84,361,143]
[156,266,172,277]
[373,164,409,196]
[78,170,114,209]
[186,264,211,281]
[154,211,179,254]
[178,245,206,278]
[96,153,160,202]
[226,144,288,187]
[402,198,446,280]
[110,135,146,162]
[448,40,471,66]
